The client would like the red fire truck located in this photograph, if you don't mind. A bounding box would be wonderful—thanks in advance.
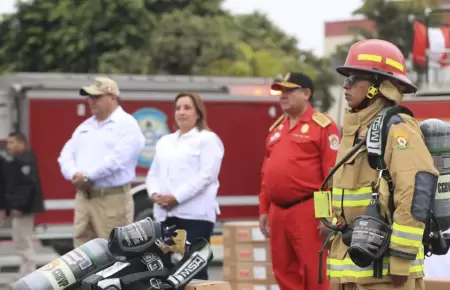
[0,73,449,259]
[401,89,450,122]
[0,73,281,258]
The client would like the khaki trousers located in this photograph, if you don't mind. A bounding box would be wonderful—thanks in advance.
[73,188,134,247]
[340,278,425,290]
[12,214,36,277]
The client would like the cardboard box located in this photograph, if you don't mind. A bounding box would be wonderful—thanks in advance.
[228,281,339,290]
[424,278,450,290]
[229,282,279,290]
[223,221,268,244]
[223,262,276,283]
[185,280,232,290]
[224,243,272,263]
[331,282,340,290]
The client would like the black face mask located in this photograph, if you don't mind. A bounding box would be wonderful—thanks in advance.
[346,214,392,268]
[344,195,392,268]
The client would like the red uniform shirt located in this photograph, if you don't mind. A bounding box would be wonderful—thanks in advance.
[259,105,341,214]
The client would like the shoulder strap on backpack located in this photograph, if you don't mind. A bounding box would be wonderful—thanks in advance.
[366,105,414,171]
[366,105,414,221]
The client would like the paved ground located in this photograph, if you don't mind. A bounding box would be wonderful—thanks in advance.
[0,240,59,289]
[0,242,224,290]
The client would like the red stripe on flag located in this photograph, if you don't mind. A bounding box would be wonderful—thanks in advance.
[412,20,427,67]
[440,25,450,67]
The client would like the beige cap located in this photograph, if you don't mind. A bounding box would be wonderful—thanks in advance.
[79,77,120,97]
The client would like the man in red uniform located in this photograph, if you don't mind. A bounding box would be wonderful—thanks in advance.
[259,72,340,290]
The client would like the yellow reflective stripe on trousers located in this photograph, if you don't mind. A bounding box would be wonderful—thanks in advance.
[327,257,388,278]
[332,187,372,207]
[409,247,425,273]
[391,222,424,248]
[328,251,424,278]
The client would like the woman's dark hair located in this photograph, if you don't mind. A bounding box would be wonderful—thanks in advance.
[174,92,209,131]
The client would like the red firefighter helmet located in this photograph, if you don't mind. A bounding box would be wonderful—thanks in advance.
[336,39,417,94]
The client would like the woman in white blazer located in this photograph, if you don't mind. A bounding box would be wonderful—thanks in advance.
[145,92,224,280]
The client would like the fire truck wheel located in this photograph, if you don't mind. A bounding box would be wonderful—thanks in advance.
[133,190,154,222]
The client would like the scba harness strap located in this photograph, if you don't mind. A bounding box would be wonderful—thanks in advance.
[366,105,414,171]
[366,106,450,257]
[366,105,414,221]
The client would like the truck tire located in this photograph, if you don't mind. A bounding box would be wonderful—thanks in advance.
[133,189,154,221]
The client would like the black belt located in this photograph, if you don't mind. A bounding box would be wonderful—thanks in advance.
[273,194,314,209]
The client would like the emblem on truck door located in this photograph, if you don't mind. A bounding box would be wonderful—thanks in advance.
[132,108,170,168]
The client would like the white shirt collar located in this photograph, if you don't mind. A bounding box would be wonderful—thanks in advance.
[176,127,200,139]
[89,106,123,124]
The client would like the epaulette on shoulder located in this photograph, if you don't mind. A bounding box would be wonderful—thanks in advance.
[312,112,331,128]
[269,115,285,132]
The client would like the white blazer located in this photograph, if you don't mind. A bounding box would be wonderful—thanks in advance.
[146,127,224,223]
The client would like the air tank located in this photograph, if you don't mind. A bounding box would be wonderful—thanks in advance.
[12,238,114,290]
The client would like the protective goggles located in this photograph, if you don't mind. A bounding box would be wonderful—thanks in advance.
[344,75,375,86]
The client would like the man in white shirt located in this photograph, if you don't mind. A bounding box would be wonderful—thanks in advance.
[58,77,145,247]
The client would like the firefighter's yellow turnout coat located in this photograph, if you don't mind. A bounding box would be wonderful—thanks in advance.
[328,98,439,285]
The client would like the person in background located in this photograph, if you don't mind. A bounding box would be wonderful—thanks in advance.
[58,77,145,247]
[146,92,224,280]
[259,72,341,290]
[0,153,6,220]
[1,132,45,277]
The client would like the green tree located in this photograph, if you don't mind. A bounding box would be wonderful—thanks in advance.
[233,12,301,58]
[0,0,335,111]
[148,11,238,74]
[144,0,225,16]
[221,12,336,111]
[98,49,153,74]
[0,0,154,73]
[299,51,336,111]
[198,42,285,77]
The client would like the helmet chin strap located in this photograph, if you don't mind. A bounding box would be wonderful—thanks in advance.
[354,78,381,111]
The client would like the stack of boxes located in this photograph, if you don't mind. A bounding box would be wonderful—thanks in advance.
[222,221,279,290]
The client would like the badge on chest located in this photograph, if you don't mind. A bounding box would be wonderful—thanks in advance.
[291,123,312,140]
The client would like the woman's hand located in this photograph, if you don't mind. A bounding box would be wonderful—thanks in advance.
[154,194,179,210]
[151,193,162,203]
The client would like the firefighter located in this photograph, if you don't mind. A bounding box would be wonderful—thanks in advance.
[326,39,439,290]
[259,72,341,290]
